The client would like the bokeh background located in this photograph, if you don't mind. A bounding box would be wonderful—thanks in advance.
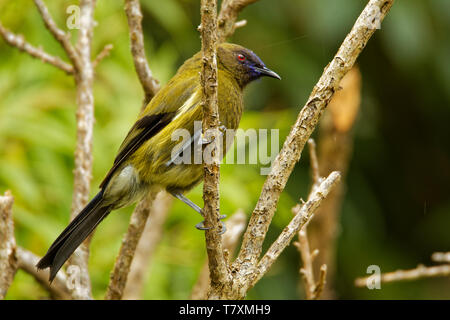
[1,0,449,299]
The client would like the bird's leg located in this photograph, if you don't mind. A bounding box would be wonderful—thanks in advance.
[169,191,226,234]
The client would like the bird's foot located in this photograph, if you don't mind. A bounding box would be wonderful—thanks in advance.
[195,214,227,235]
[200,125,227,145]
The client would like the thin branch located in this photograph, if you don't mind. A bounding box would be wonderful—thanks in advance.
[314,264,327,299]
[103,0,165,300]
[105,189,159,300]
[66,0,98,300]
[308,139,320,186]
[122,191,173,300]
[124,0,160,104]
[0,191,17,299]
[355,264,450,287]
[235,0,394,270]
[33,0,80,70]
[190,210,246,300]
[16,247,71,300]
[308,66,361,299]
[295,228,316,299]
[199,0,231,299]
[294,139,328,300]
[432,252,450,264]
[252,171,341,287]
[217,0,260,42]
[0,21,73,74]
[92,44,114,69]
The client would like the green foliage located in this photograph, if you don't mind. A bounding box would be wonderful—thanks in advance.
[1,0,449,299]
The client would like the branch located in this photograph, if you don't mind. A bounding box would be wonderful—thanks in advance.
[355,264,450,287]
[432,252,450,264]
[33,0,80,70]
[236,0,394,269]
[190,210,246,300]
[16,247,71,300]
[0,21,73,74]
[199,0,231,298]
[92,44,114,69]
[104,0,165,300]
[253,171,341,287]
[122,192,173,300]
[124,0,160,104]
[66,0,98,300]
[307,66,361,299]
[217,0,260,42]
[0,191,17,299]
[293,140,328,300]
[105,189,159,300]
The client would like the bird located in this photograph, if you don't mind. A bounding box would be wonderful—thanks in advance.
[36,43,280,282]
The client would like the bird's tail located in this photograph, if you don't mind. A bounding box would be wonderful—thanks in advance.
[37,190,111,282]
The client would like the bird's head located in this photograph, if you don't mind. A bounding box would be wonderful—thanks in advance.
[217,43,281,88]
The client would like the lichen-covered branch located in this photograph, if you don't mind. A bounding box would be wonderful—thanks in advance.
[0,191,17,299]
[16,247,71,300]
[124,0,161,104]
[190,210,246,300]
[236,0,394,270]
[122,192,173,300]
[199,0,231,298]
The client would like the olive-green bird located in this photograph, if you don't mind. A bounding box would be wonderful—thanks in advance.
[37,43,280,281]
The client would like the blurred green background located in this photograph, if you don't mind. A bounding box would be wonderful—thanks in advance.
[1,0,449,299]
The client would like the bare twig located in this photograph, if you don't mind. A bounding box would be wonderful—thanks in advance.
[122,192,173,300]
[105,189,159,300]
[190,210,246,300]
[33,0,80,70]
[0,191,17,299]
[66,0,98,300]
[355,264,450,287]
[253,172,340,287]
[314,265,327,299]
[92,44,114,69]
[308,66,361,299]
[217,0,260,42]
[124,0,160,104]
[235,0,394,272]
[432,252,450,264]
[16,247,71,300]
[0,21,73,74]
[293,140,328,300]
[104,0,164,300]
[308,139,320,186]
[199,0,231,299]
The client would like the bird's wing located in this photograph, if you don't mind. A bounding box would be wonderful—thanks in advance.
[165,127,202,167]
[99,75,200,189]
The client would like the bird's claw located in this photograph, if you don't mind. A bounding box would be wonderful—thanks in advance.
[195,214,227,234]
[200,125,227,145]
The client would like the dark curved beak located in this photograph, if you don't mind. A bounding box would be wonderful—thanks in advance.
[255,66,281,80]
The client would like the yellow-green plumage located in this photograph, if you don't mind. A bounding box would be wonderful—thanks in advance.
[37,43,280,281]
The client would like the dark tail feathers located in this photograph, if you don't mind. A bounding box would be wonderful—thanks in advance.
[37,191,111,282]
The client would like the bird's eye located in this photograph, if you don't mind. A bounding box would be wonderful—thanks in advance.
[237,54,246,62]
